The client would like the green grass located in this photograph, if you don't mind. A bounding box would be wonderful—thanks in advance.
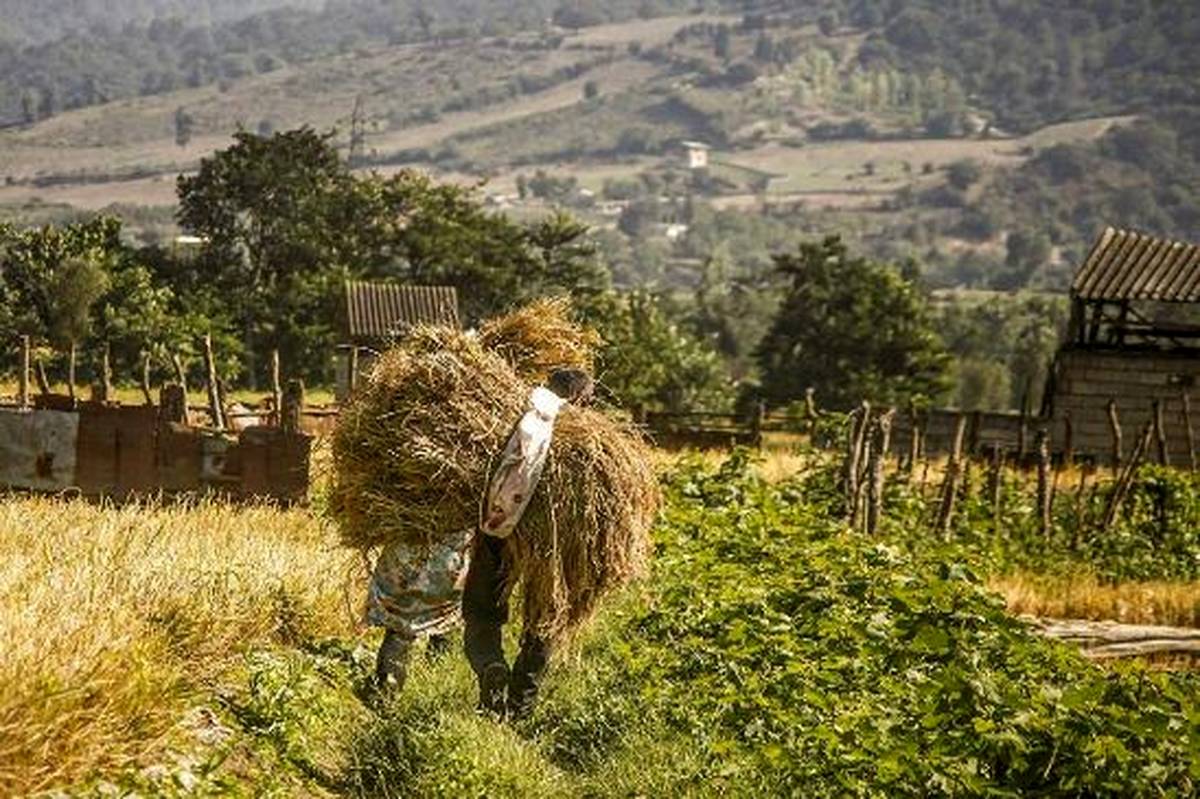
[55,451,1200,797]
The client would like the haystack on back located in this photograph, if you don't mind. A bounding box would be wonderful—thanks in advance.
[479,295,601,384]
[330,302,659,640]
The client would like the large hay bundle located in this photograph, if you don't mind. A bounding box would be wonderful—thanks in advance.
[479,296,601,383]
[330,307,659,640]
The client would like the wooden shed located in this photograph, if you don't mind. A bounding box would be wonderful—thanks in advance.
[336,281,460,400]
[1048,227,1200,464]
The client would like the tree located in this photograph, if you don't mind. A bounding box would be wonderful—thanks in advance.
[177,127,608,383]
[817,12,839,37]
[174,106,195,148]
[583,80,600,100]
[586,291,731,412]
[46,257,109,350]
[552,4,604,30]
[753,34,774,62]
[19,91,34,124]
[714,24,732,60]
[0,217,123,347]
[0,217,203,381]
[413,5,435,38]
[37,86,56,119]
[755,236,950,409]
[998,230,1052,290]
[946,159,983,191]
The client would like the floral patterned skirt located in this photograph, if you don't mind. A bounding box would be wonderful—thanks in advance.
[366,527,474,638]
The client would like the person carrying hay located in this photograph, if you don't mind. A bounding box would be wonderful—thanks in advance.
[464,367,594,718]
[369,366,594,713]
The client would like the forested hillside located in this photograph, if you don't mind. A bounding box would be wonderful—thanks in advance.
[0,0,324,45]
[837,0,1200,131]
[2,0,1199,412]
[0,0,702,126]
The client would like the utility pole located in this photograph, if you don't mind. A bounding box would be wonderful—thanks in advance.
[349,96,366,168]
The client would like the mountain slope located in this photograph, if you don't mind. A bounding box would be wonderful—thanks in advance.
[0,1,323,45]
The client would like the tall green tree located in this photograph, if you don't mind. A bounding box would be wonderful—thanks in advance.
[177,127,607,384]
[755,236,950,409]
[587,290,731,413]
[0,217,202,381]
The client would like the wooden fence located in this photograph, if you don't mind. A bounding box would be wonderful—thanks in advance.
[0,337,326,503]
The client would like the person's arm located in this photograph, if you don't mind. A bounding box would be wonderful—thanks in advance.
[480,388,563,538]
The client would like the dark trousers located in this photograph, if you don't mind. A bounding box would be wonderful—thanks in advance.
[462,532,551,713]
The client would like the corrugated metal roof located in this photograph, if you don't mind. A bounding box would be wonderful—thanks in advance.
[344,281,459,342]
[1072,227,1200,303]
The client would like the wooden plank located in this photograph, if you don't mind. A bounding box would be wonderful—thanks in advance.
[1030,617,1200,659]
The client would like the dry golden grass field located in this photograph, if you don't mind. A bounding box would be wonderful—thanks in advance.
[0,495,359,795]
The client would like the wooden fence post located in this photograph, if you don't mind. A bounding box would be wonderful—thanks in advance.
[906,398,920,475]
[846,402,871,524]
[271,349,283,426]
[867,411,893,535]
[66,340,77,400]
[805,387,818,438]
[967,410,982,458]
[349,346,360,394]
[1107,399,1122,477]
[880,407,895,458]
[160,383,188,425]
[749,400,766,449]
[1036,428,1052,539]
[1152,399,1169,466]
[18,335,30,408]
[1063,409,1074,471]
[282,378,305,435]
[987,443,1003,533]
[1103,422,1153,532]
[1017,389,1030,464]
[140,352,154,406]
[203,334,225,430]
[844,407,861,519]
[172,353,188,397]
[98,343,113,404]
[1073,464,1093,549]
[34,358,51,396]
[1181,392,1197,473]
[936,414,968,540]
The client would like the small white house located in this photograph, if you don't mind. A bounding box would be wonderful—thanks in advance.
[680,140,711,170]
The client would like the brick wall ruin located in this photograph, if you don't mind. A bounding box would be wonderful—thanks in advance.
[0,396,315,503]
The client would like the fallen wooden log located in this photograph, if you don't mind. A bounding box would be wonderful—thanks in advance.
[1026,616,1200,660]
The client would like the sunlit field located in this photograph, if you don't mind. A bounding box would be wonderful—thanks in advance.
[3,448,1199,796]
[0,495,356,795]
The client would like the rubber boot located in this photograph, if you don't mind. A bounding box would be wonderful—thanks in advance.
[375,629,413,692]
[507,634,551,720]
[478,661,509,717]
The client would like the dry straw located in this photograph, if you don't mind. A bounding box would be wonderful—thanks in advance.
[479,295,602,384]
[330,300,659,640]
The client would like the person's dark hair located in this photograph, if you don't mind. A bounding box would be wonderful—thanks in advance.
[547,367,594,405]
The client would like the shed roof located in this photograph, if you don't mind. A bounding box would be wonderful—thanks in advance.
[1072,227,1200,303]
[344,281,459,343]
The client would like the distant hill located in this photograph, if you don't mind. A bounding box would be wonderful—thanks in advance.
[1,0,1198,296]
[0,1,324,46]
[0,0,705,127]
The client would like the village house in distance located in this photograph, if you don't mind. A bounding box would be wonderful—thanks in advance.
[336,281,460,400]
[1049,226,1200,466]
[894,227,1200,467]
